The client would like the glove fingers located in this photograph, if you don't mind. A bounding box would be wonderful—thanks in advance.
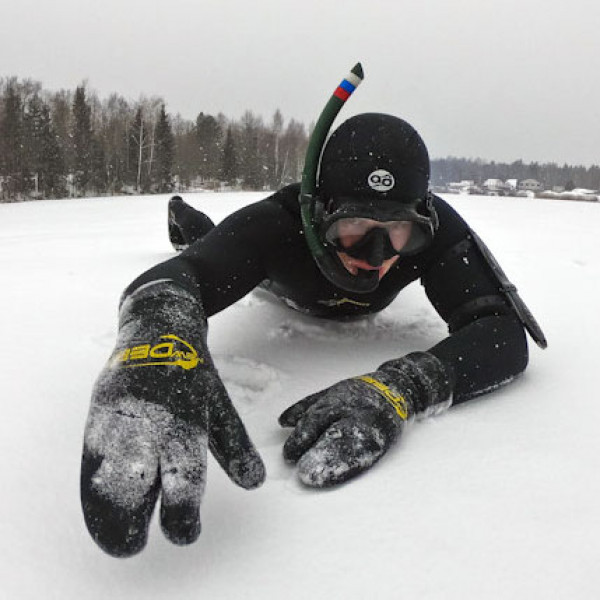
[296,414,394,488]
[209,396,266,490]
[282,399,347,463]
[80,405,160,557]
[159,421,208,545]
[278,390,327,427]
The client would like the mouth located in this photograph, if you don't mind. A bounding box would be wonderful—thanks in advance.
[337,253,387,278]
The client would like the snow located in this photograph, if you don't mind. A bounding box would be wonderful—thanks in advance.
[1,191,599,599]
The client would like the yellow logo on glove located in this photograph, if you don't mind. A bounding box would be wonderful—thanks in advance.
[355,375,409,420]
[111,334,202,370]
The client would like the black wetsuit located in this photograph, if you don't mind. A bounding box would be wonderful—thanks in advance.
[129,183,528,404]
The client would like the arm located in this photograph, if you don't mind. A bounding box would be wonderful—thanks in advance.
[423,232,529,404]
[280,197,533,487]
[80,193,296,556]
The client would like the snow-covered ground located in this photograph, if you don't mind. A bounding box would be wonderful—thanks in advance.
[1,191,598,599]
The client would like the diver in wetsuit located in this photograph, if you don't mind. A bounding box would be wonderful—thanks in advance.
[80,111,546,558]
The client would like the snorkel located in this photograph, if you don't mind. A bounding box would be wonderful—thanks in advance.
[300,63,381,293]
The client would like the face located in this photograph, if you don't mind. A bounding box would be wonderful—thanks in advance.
[332,218,412,280]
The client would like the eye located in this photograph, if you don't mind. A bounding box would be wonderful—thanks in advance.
[387,221,413,251]
[338,218,368,235]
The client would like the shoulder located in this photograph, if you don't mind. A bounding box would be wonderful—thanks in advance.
[268,182,302,213]
[418,194,471,263]
[214,183,303,244]
[431,194,470,239]
[226,183,300,221]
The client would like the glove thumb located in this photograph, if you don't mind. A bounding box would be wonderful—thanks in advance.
[209,396,266,489]
[278,389,328,427]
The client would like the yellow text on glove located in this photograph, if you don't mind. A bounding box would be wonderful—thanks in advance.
[111,334,202,370]
[355,375,409,420]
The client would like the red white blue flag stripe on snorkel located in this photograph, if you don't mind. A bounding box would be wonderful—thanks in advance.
[333,70,363,101]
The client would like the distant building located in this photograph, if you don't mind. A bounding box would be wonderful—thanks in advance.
[518,179,543,192]
[482,178,507,195]
[447,180,482,195]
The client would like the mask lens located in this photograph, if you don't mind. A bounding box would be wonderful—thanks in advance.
[387,220,413,251]
[325,218,413,253]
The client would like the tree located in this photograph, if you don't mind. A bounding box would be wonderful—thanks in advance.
[154,104,175,193]
[98,93,131,194]
[141,97,164,186]
[0,82,28,198]
[128,106,148,192]
[270,109,284,188]
[71,86,94,193]
[24,94,65,197]
[195,112,222,182]
[48,89,73,176]
[40,103,66,197]
[221,125,237,185]
[527,161,541,181]
[172,114,196,190]
[239,110,263,189]
[90,137,107,193]
[279,119,307,185]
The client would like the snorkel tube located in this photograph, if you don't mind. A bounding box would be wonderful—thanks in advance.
[300,63,379,293]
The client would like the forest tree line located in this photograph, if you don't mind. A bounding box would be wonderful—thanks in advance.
[430,156,600,192]
[1,76,599,202]
[0,77,309,201]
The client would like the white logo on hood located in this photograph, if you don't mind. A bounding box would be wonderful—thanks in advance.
[368,169,395,192]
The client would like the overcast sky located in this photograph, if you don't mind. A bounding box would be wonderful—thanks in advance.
[2,0,600,166]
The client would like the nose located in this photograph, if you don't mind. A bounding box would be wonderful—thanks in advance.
[363,228,386,267]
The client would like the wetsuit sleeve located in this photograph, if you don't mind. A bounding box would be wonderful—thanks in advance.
[124,190,299,316]
[420,198,528,404]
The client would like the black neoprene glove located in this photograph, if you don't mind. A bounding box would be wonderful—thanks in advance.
[279,352,454,487]
[81,280,265,557]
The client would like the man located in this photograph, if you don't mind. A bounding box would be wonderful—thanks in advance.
[81,112,545,558]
